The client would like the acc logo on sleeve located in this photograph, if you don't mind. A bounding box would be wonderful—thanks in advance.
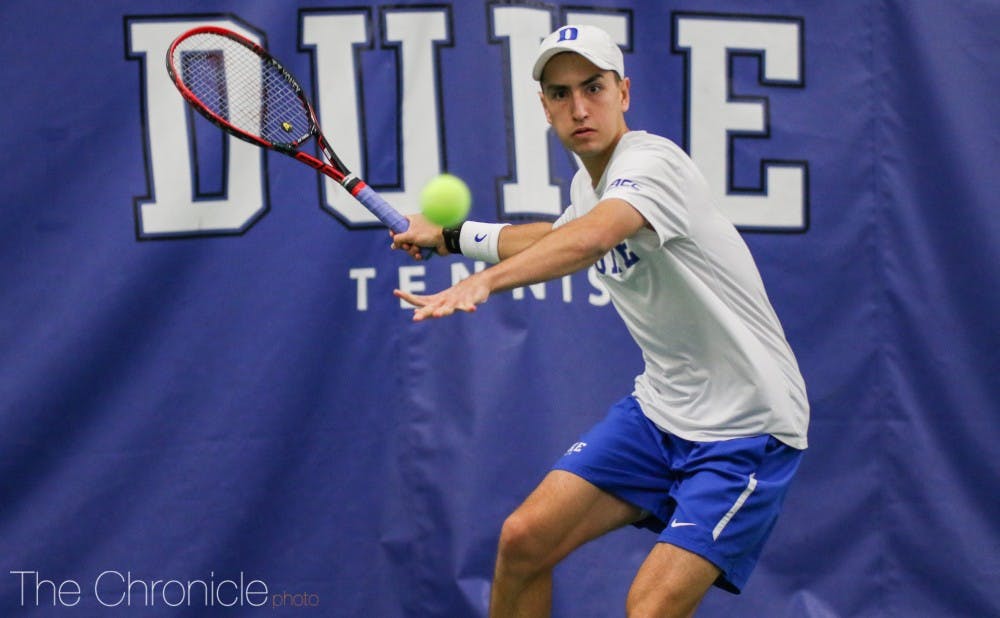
[608,177,640,190]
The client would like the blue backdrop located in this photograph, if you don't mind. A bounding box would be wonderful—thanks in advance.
[1,1,998,616]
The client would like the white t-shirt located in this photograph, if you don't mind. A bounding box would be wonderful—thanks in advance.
[554,131,809,449]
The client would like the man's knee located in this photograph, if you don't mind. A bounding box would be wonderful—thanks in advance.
[496,511,557,574]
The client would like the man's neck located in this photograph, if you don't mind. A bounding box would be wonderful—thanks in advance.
[583,128,629,188]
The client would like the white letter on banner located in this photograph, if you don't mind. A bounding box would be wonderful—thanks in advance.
[301,12,372,226]
[564,11,629,50]
[398,266,426,308]
[349,267,376,311]
[675,15,806,230]
[491,5,561,217]
[302,9,448,227]
[127,19,266,237]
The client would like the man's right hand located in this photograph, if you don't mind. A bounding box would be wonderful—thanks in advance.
[390,214,450,260]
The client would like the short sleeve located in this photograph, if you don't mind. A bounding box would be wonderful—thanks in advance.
[600,146,691,245]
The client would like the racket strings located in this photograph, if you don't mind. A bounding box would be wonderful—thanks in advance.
[173,33,312,147]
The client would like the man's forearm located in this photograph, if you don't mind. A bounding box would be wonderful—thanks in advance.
[487,198,648,293]
[497,222,554,260]
[483,222,609,294]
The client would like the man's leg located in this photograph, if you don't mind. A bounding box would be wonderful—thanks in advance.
[626,543,720,618]
[489,470,644,618]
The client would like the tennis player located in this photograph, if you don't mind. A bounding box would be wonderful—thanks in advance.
[391,25,809,618]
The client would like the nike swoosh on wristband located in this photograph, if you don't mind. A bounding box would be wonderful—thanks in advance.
[474,233,488,242]
[669,519,696,528]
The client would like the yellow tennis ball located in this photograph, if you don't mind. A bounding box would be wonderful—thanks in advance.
[420,173,471,227]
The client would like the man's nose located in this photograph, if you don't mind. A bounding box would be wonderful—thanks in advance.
[571,91,588,120]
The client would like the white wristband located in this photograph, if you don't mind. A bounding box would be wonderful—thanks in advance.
[459,221,510,264]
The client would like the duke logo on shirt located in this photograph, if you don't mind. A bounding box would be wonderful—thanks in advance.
[595,241,640,277]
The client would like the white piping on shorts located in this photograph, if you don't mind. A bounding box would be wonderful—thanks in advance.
[713,473,757,541]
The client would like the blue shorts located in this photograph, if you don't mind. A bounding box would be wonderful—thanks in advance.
[552,396,803,593]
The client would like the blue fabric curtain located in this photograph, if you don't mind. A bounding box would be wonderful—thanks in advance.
[1,1,997,615]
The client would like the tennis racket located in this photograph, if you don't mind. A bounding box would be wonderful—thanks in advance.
[166,25,418,239]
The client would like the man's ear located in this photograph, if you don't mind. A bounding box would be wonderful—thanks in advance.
[538,91,553,124]
[620,77,631,113]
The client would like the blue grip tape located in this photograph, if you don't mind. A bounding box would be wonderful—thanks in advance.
[355,185,433,259]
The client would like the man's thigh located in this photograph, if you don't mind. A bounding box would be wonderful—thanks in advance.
[504,470,645,565]
[628,542,720,618]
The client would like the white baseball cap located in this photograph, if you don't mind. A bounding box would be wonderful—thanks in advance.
[532,25,625,81]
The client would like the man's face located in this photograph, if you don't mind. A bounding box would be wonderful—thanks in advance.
[538,52,630,162]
